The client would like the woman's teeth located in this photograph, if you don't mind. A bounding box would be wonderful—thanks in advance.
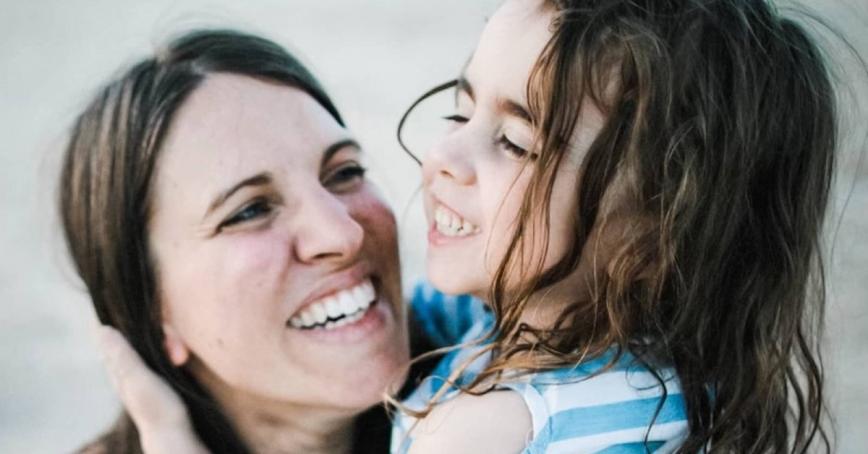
[434,205,479,237]
[289,279,376,330]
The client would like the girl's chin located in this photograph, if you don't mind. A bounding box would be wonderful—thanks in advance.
[426,271,481,297]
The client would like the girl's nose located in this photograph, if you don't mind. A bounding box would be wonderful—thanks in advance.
[422,131,478,186]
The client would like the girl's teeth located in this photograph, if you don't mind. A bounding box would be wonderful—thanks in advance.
[434,205,478,237]
[449,215,460,230]
[288,279,376,330]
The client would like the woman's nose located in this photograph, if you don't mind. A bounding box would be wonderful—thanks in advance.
[422,131,477,186]
[293,189,364,265]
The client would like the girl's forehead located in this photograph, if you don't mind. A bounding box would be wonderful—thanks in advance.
[465,0,553,104]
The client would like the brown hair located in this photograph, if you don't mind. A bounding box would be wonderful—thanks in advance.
[60,29,347,453]
[398,0,844,452]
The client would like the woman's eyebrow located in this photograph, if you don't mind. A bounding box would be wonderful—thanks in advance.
[321,138,361,167]
[205,172,273,218]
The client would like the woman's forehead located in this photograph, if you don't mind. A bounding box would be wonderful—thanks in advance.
[158,75,345,177]
[168,74,345,158]
[149,74,351,218]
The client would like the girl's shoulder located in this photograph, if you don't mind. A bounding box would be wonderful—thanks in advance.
[499,351,689,452]
[397,349,690,453]
[406,389,532,454]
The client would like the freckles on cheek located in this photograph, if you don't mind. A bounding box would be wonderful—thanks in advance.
[174,233,288,334]
[220,232,289,283]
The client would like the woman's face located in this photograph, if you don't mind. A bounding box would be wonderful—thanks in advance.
[148,74,408,414]
[422,0,605,299]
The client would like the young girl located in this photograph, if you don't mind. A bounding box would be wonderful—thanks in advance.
[391,0,836,452]
[98,0,837,452]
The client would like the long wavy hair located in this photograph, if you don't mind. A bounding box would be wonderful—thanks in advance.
[398,0,840,452]
[59,29,395,453]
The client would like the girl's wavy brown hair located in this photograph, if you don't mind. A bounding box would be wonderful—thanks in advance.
[398,0,844,452]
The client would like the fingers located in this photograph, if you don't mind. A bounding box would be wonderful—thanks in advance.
[96,326,183,427]
[96,325,209,454]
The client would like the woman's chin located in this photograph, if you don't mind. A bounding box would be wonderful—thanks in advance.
[316,353,409,411]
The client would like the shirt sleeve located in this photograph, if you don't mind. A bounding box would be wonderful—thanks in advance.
[408,280,488,348]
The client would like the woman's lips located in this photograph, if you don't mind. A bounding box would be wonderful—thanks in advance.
[287,278,375,329]
[286,276,394,344]
[288,295,391,344]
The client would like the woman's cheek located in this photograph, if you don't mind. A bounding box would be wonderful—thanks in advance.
[348,188,398,252]
[169,230,290,348]
[218,229,291,291]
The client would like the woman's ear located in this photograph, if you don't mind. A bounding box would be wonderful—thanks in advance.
[162,323,190,366]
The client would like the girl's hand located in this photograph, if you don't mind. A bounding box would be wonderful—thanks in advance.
[96,325,209,454]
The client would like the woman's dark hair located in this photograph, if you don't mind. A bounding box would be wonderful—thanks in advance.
[399,0,841,452]
[60,29,345,453]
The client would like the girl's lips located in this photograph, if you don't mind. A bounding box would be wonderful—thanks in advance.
[427,195,481,243]
[428,222,479,247]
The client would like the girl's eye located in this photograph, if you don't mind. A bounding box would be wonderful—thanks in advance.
[498,135,536,161]
[325,164,367,191]
[442,114,469,123]
[218,199,273,231]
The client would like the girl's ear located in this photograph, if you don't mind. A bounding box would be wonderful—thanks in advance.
[161,322,190,366]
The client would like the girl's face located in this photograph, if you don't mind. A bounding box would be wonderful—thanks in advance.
[422,0,604,300]
[148,74,409,415]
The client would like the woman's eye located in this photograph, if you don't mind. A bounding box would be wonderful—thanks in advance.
[218,199,273,231]
[498,135,535,161]
[325,164,367,191]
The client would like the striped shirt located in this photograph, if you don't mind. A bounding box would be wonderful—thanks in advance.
[392,282,689,453]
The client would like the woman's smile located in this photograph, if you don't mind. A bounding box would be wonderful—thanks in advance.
[286,273,397,345]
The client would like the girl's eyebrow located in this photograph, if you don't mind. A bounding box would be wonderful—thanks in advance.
[457,75,533,125]
[499,98,533,124]
[457,76,476,101]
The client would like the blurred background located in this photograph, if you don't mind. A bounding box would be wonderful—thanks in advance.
[0,0,865,452]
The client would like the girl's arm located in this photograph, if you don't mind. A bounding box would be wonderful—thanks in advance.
[96,326,209,454]
[408,390,532,454]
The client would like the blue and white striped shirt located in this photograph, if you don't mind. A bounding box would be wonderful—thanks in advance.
[392,282,689,453]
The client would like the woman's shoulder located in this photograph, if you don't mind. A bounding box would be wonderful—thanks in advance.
[76,414,142,454]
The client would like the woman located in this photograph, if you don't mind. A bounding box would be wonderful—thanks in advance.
[61,29,410,453]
